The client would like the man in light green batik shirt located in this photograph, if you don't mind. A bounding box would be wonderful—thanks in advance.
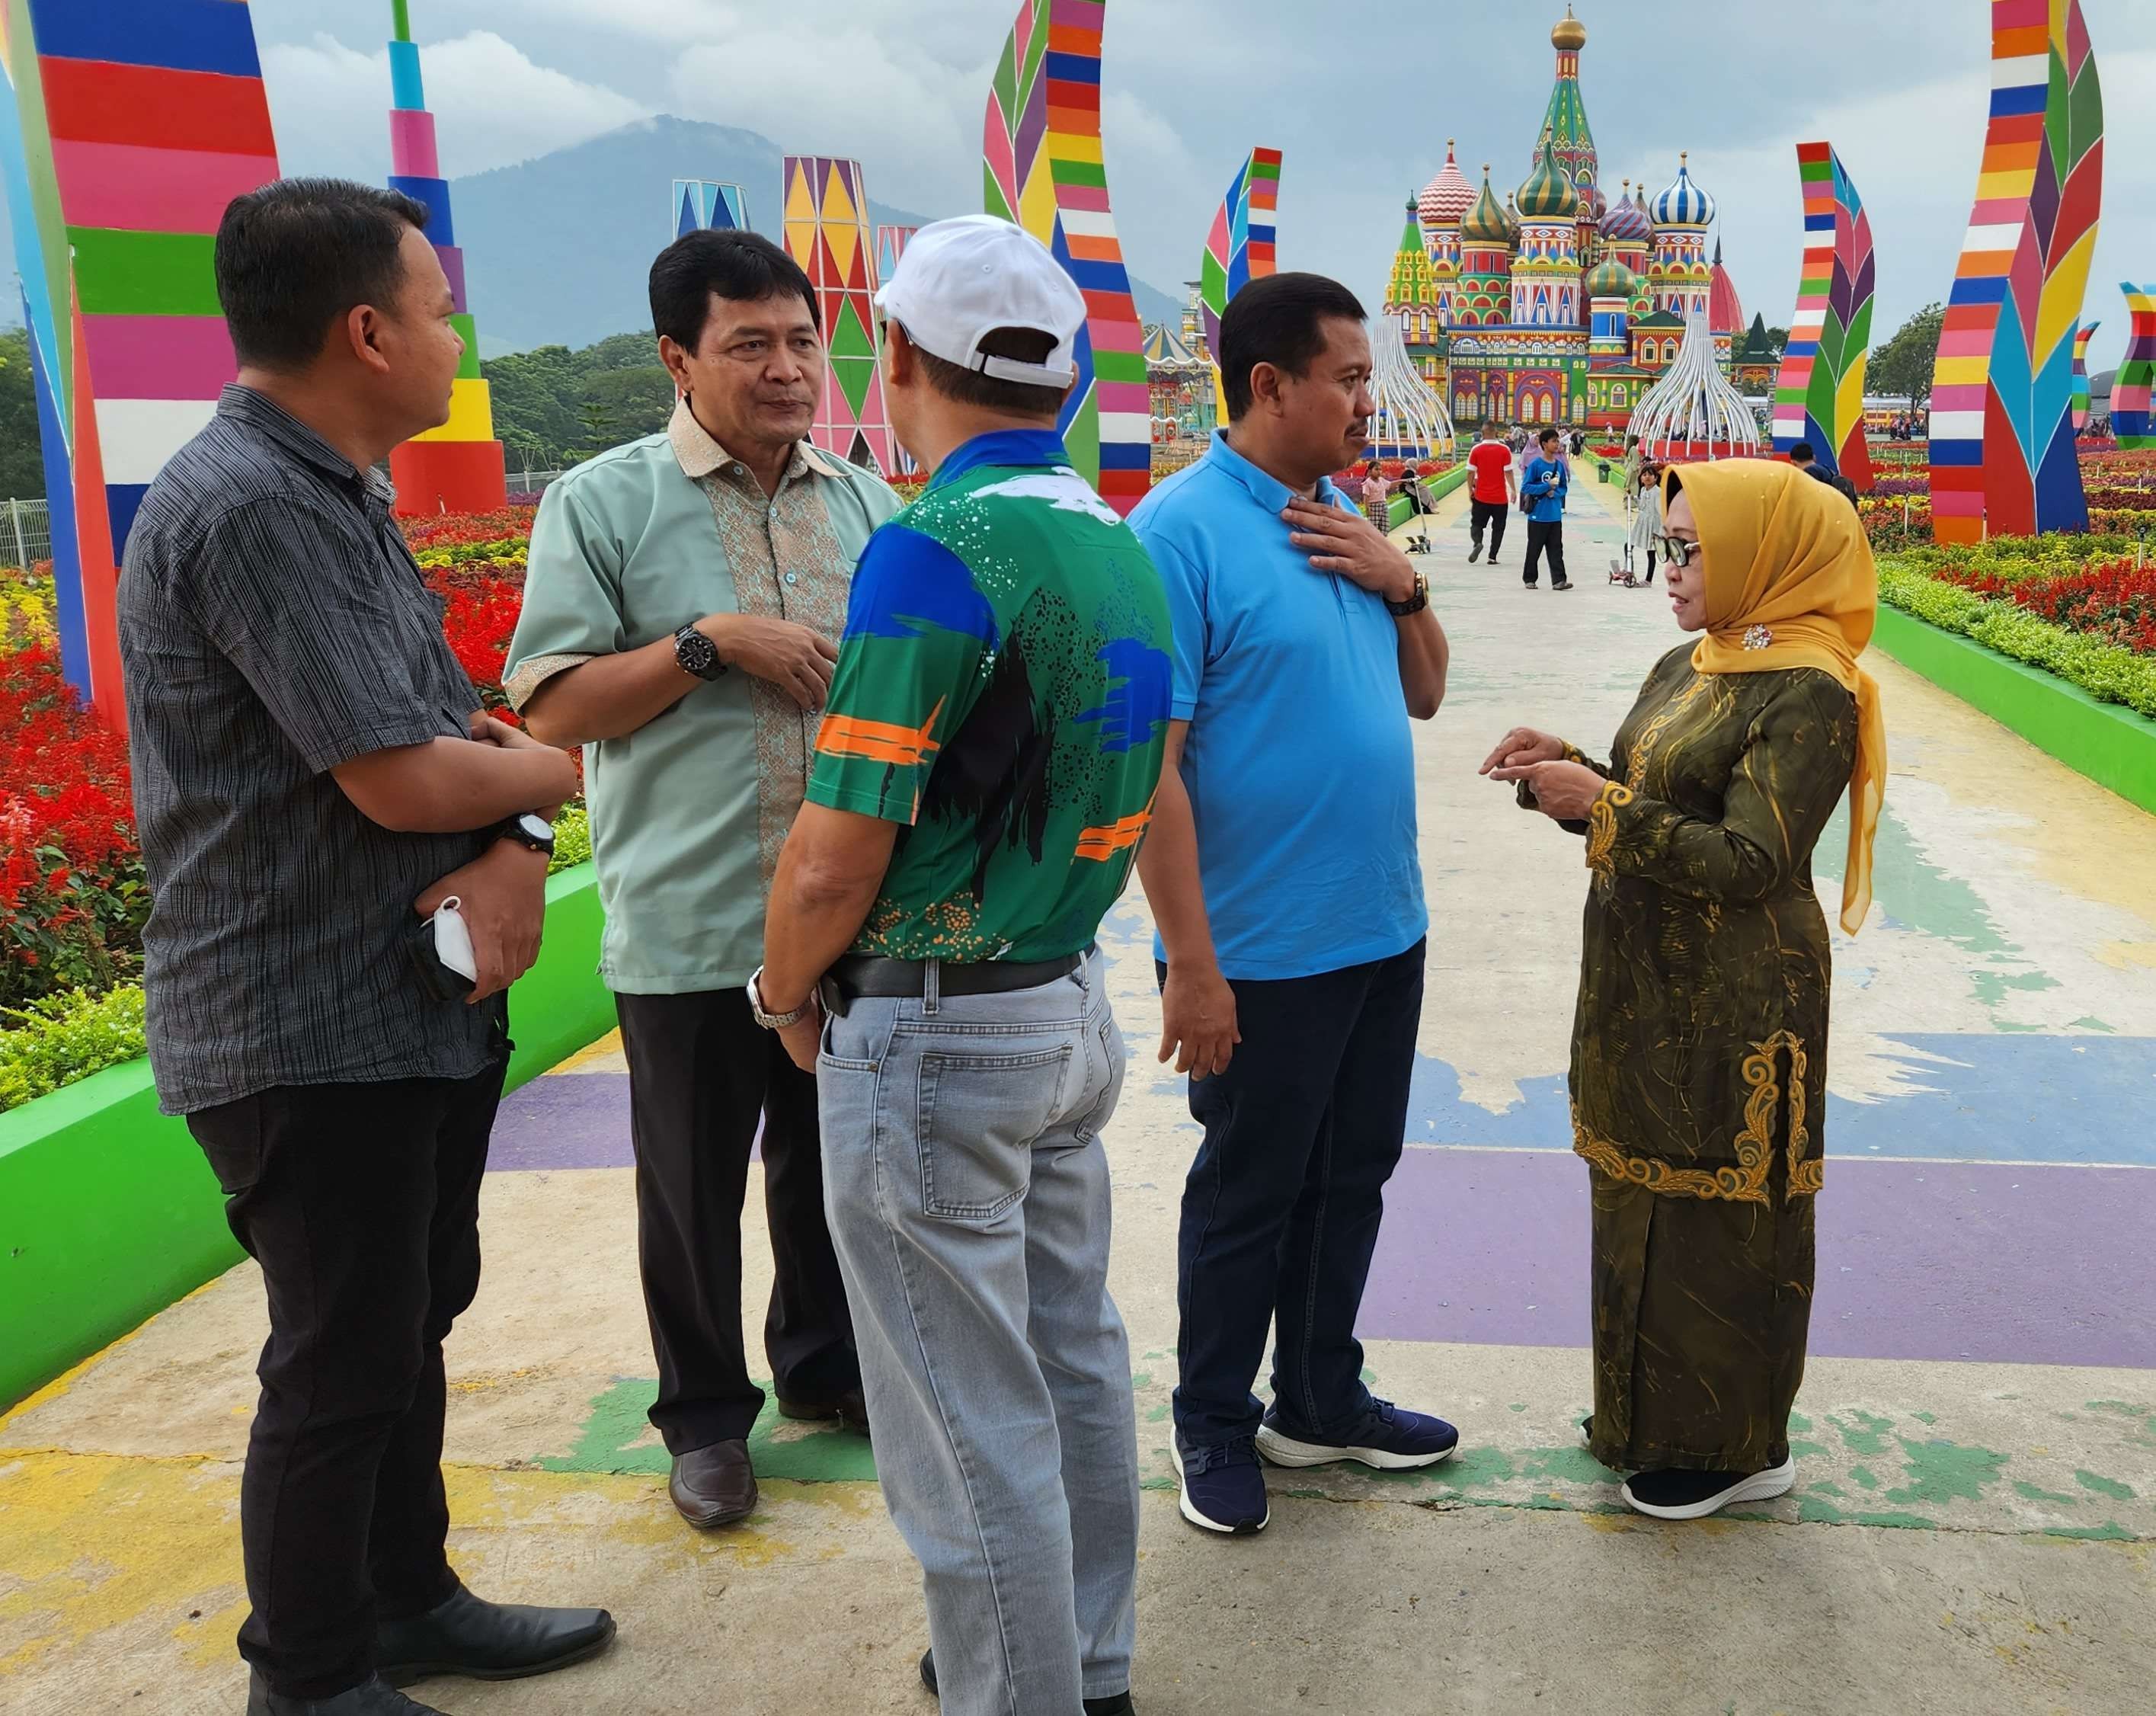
[504,230,897,1535]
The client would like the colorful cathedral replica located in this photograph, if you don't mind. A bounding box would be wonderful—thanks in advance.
[1388,10,1748,433]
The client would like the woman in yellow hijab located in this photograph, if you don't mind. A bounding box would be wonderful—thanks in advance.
[1482,458,1885,1521]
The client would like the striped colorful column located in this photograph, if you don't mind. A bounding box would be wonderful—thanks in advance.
[1930,0,2103,543]
[2116,285,2156,448]
[2069,320,2098,431]
[874,223,916,290]
[1198,147,1282,355]
[983,0,1150,515]
[385,2,504,517]
[0,0,280,723]
[1771,142,1875,491]
[673,179,747,239]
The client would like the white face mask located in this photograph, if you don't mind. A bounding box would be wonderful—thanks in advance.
[431,896,478,981]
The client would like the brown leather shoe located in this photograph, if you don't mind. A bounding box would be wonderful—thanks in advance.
[669,1439,757,1529]
[776,1385,870,1436]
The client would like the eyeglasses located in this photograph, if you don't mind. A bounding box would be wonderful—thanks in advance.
[1658,536,1697,568]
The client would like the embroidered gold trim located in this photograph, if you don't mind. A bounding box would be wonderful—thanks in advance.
[1572,1029,1820,1204]
[1585,782,1633,876]
[1623,674,1710,793]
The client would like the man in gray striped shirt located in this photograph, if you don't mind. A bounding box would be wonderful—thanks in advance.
[119,179,612,1716]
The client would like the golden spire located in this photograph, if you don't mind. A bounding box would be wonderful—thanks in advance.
[1553,5,1587,50]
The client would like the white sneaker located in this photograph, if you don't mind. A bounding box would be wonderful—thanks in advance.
[1620,1458,1796,1521]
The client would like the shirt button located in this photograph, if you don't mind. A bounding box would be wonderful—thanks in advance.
[731,463,744,475]
[784,571,798,586]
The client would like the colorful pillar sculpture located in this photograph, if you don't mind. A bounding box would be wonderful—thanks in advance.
[673,179,747,239]
[875,224,916,290]
[2116,286,2156,448]
[782,155,894,474]
[1198,147,1281,355]
[0,0,280,722]
[1771,142,1876,492]
[983,0,1150,515]
[1930,0,2103,543]
[385,2,506,517]
[2069,321,2098,431]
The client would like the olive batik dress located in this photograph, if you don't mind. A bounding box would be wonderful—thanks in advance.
[1541,644,1858,1475]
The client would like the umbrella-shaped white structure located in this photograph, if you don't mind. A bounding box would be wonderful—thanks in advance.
[1627,306,1762,462]
[1366,316,1456,463]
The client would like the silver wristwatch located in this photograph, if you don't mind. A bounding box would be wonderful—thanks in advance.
[746,966,808,1030]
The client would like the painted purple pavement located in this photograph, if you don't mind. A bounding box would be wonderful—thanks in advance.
[1360,1145,2156,1369]
[488,1074,635,1170]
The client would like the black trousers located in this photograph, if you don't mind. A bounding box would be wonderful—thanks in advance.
[1164,943,1426,1446]
[1469,498,1509,559]
[613,988,858,1453]
[1524,520,1568,586]
[186,1041,509,1700]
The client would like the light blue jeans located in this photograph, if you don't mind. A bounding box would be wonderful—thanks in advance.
[817,950,1139,1715]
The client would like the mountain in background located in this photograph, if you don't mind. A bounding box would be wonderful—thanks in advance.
[0,115,1182,350]
[449,117,1183,356]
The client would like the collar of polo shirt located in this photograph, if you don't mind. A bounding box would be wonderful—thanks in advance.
[667,396,849,486]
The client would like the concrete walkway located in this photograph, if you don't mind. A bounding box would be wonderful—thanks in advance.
[6,472,2154,1714]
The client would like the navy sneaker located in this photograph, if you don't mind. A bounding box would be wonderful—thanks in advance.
[1256,1399,1460,1471]
[1174,1433,1269,1535]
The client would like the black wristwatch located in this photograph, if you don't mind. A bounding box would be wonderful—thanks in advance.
[1386,571,1430,617]
[674,623,728,682]
[494,811,555,857]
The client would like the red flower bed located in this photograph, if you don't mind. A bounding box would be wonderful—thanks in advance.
[1937,557,2156,657]
[401,506,538,555]
[0,645,146,1006]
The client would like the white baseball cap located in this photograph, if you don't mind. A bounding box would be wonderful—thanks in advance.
[875,214,1086,389]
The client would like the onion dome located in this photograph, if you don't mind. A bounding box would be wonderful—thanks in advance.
[1651,152,1716,229]
[1460,165,1513,245]
[1419,139,1475,229]
[1515,137,1579,221]
[1708,239,1745,333]
[1585,257,1639,300]
[1599,178,1653,244]
[1552,7,1586,50]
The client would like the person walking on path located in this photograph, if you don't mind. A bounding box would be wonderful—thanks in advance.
[119,178,613,1716]
[1360,457,1391,531]
[1483,459,1885,1522]
[1467,421,1517,565]
[1128,271,1457,1542]
[1620,458,1665,585]
[1788,440,1860,507]
[756,215,1169,1716]
[1521,426,1573,591]
[1620,434,1643,513]
[507,229,891,1533]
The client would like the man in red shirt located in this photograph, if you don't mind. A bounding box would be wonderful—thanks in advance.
[1466,421,1517,565]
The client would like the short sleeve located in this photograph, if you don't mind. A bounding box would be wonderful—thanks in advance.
[504,479,627,709]
[190,498,443,775]
[1132,529,1205,722]
[805,523,992,826]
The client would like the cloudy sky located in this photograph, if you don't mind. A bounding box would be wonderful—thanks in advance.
[253,0,2156,371]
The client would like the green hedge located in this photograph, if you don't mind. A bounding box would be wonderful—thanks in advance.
[0,805,597,1114]
[1877,562,2156,718]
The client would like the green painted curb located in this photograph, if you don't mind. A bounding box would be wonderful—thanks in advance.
[0,864,616,1410]
[1873,606,2156,816]
[1386,464,1469,529]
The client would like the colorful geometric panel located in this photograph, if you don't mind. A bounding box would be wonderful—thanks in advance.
[1930,0,2103,543]
[1198,147,1281,356]
[673,178,747,239]
[982,0,1149,516]
[2116,285,2156,449]
[385,3,504,517]
[2068,320,2097,431]
[781,155,895,475]
[874,223,916,290]
[0,0,281,723]
[1771,142,1876,491]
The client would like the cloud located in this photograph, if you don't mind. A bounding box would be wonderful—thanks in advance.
[264,30,649,183]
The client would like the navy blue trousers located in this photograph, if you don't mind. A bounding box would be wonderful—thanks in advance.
[1163,942,1425,1446]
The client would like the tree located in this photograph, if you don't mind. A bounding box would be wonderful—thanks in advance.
[0,328,50,501]
[1870,303,1946,409]
[483,330,675,469]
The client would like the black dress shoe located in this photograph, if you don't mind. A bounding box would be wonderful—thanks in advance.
[670,1438,757,1527]
[375,1583,616,1684]
[246,1671,449,1714]
[776,1384,871,1435]
[919,1649,1134,1714]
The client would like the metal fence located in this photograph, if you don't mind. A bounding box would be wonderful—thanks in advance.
[1,498,51,570]
[505,469,568,499]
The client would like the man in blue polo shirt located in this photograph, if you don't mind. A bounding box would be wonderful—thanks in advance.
[1128,272,1458,1539]
[1521,425,1573,591]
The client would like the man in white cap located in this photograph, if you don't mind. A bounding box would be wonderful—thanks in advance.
[755,214,1170,1714]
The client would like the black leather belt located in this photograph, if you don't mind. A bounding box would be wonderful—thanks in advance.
[820,947,1089,1013]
